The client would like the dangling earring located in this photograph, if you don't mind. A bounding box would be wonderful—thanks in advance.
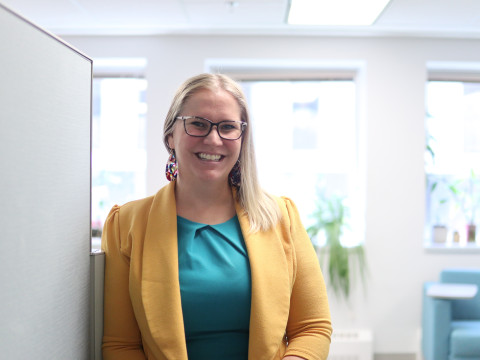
[229,160,241,187]
[165,151,178,181]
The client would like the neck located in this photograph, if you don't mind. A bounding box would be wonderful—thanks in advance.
[174,177,236,224]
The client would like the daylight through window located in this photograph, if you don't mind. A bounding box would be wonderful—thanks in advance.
[425,80,480,247]
[240,80,363,247]
[91,77,147,248]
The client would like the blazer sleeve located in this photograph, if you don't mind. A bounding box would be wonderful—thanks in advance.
[101,205,147,360]
[282,198,333,360]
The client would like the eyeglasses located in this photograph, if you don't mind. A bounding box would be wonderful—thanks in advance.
[176,116,247,140]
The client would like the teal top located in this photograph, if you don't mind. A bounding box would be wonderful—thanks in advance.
[177,215,252,360]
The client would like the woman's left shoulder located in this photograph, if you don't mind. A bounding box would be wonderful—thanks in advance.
[272,195,301,219]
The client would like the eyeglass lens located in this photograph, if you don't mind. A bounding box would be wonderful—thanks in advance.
[184,117,244,140]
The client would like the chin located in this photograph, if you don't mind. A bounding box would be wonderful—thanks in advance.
[196,172,229,185]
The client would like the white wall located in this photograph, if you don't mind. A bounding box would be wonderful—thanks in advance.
[64,34,480,354]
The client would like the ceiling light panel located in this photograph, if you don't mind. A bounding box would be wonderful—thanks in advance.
[184,0,288,26]
[288,0,391,26]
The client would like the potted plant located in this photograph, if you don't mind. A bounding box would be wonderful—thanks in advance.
[427,174,452,243]
[425,127,450,243]
[425,117,479,243]
[449,170,480,243]
[307,194,367,300]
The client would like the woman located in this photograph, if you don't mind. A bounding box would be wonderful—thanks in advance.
[101,73,332,360]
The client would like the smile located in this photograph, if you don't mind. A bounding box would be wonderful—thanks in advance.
[197,153,223,161]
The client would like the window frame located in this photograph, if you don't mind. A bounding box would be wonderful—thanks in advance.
[91,58,148,250]
[206,59,367,246]
[425,63,480,253]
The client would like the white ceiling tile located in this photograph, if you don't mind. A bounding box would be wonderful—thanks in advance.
[2,0,82,26]
[2,0,480,37]
[77,0,187,26]
[376,0,480,29]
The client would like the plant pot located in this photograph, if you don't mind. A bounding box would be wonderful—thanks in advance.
[453,231,460,243]
[467,224,476,243]
[432,225,448,243]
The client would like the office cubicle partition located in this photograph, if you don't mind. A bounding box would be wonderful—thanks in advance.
[0,3,93,358]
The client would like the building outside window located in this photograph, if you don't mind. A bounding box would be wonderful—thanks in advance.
[91,77,147,248]
[240,79,363,247]
[425,80,480,247]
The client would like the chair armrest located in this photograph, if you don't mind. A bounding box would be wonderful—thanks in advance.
[427,283,478,299]
[422,282,452,360]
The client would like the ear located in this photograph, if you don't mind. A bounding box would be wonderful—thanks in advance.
[167,134,175,151]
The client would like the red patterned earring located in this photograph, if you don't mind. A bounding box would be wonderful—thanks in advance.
[165,151,178,181]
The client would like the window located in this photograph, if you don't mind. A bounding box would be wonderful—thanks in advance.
[425,80,480,248]
[91,77,147,249]
[240,79,363,246]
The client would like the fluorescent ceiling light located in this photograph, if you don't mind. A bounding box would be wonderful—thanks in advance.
[288,0,391,26]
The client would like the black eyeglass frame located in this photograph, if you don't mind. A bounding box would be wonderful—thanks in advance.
[175,116,247,140]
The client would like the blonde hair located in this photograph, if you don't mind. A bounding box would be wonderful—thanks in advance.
[163,73,281,232]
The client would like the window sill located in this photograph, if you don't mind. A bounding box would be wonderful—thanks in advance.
[424,242,480,254]
[91,236,101,252]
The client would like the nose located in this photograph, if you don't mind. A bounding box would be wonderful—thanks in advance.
[204,125,223,145]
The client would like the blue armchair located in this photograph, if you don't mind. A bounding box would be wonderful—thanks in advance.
[422,269,480,360]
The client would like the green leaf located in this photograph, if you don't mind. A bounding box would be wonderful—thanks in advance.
[307,192,368,300]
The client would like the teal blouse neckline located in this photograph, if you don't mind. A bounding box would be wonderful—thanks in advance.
[177,214,251,360]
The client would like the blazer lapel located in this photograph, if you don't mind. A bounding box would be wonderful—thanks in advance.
[137,184,290,360]
[235,201,291,360]
[141,181,188,360]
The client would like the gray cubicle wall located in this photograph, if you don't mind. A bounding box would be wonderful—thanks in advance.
[0,3,92,359]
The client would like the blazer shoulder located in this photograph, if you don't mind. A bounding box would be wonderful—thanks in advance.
[120,194,155,214]
[115,182,175,231]
[109,194,152,226]
[274,195,302,223]
[277,195,295,208]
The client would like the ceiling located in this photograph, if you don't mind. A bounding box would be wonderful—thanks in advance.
[2,0,480,38]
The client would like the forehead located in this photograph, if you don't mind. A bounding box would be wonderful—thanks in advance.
[182,88,241,119]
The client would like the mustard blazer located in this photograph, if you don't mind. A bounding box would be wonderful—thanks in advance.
[101,181,332,360]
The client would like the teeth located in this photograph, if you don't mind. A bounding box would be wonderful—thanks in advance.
[198,153,221,161]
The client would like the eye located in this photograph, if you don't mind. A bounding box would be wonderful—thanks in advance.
[219,122,239,132]
[189,120,207,128]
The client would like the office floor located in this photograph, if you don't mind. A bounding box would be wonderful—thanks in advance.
[375,354,416,360]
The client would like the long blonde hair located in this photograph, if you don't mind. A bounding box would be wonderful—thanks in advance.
[163,73,280,232]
